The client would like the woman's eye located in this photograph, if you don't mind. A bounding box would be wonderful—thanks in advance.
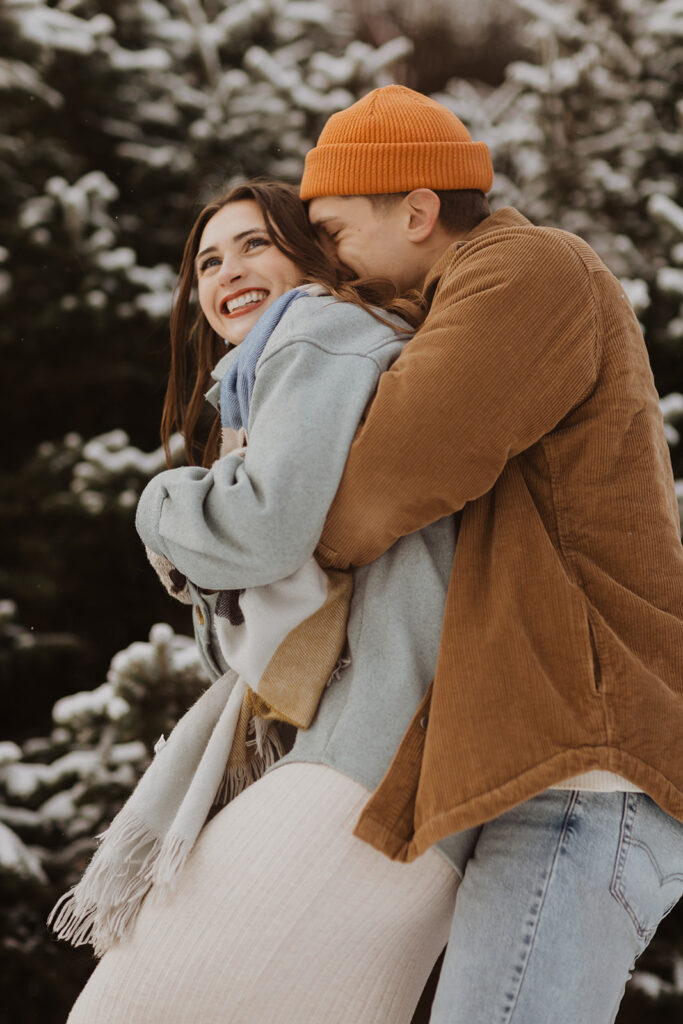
[245,236,269,251]
[199,256,221,273]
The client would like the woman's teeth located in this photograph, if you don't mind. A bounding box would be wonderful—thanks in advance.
[224,290,268,314]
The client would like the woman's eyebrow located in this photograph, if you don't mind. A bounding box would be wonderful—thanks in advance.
[195,245,218,265]
[195,229,265,265]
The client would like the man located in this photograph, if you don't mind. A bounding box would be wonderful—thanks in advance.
[302,84,683,1022]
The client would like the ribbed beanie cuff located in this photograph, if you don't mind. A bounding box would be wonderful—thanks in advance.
[300,85,493,199]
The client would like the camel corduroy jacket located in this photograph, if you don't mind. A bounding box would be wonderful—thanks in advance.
[318,207,683,863]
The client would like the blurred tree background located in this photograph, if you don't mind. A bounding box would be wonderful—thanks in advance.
[0,1,681,1021]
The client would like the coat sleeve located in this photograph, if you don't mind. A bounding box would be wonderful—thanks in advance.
[135,331,398,590]
[317,231,599,569]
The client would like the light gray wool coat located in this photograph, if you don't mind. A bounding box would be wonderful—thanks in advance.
[136,296,467,870]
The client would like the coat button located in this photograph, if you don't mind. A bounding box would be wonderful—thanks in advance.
[195,605,205,626]
[419,715,428,730]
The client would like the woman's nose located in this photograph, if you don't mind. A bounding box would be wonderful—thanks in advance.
[217,256,244,286]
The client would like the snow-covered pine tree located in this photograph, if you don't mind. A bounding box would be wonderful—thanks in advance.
[2,0,412,459]
[0,0,413,695]
[436,0,683,495]
[0,619,208,1022]
[3,0,682,1017]
[436,0,683,411]
[1,3,412,1016]
[0,0,413,733]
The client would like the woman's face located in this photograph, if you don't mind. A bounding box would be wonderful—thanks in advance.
[196,200,302,346]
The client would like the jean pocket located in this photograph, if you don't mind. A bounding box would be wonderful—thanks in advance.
[609,794,683,945]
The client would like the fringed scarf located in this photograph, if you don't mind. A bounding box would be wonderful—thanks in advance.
[49,286,352,956]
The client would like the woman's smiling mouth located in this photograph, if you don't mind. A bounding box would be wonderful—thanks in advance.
[221,289,269,318]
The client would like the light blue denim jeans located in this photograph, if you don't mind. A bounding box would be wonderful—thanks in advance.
[430,790,683,1024]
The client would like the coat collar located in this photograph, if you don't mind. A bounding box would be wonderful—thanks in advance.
[423,206,532,303]
[205,345,241,411]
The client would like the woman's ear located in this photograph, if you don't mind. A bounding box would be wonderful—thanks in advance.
[403,189,442,243]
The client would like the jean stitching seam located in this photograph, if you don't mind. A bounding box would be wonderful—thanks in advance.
[628,837,683,887]
[610,795,683,941]
[609,794,654,939]
[504,791,580,1024]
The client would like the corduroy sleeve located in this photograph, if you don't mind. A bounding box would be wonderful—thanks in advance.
[317,229,599,569]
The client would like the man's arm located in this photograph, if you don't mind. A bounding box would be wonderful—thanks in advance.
[318,230,599,568]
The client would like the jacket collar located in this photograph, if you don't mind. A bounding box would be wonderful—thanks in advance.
[205,345,241,411]
[423,207,532,304]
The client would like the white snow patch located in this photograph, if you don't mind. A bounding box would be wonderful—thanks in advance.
[0,600,18,622]
[619,278,650,314]
[1,750,104,801]
[9,6,114,55]
[149,622,174,646]
[657,267,683,297]
[103,41,172,72]
[2,762,52,800]
[135,291,174,319]
[117,142,193,174]
[53,683,116,726]
[79,490,106,514]
[95,247,137,272]
[0,58,63,108]
[117,489,139,510]
[109,742,148,766]
[661,393,683,444]
[0,804,43,831]
[648,194,683,236]
[75,429,183,482]
[660,393,683,421]
[676,479,683,522]
[0,742,22,767]
[0,822,46,883]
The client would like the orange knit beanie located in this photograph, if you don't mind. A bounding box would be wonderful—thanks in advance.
[300,85,493,199]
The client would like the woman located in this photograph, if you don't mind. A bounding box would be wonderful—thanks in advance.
[61,182,478,1023]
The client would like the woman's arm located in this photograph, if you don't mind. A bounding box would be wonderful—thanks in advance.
[136,305,404,590]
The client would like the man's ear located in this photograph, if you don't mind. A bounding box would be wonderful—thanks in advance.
[403,189,441,242]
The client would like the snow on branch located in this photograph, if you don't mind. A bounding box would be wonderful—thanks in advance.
[8,2,114,55]
[648,195,683,237]
[0,57,63,108]
[661,393,683,447]
[0,620,209,899]
[0,822,46,884]
[35,429,185,516]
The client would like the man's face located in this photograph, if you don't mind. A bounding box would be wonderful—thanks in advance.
[308,196,422,293]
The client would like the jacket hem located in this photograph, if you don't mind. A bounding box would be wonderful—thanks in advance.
[353,746,683,863]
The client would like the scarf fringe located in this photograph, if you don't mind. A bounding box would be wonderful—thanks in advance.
[47,807,161,959]
[326,654,351,688]
[212,720,286,809]
[152,832,192,890]
[48,718,286,958]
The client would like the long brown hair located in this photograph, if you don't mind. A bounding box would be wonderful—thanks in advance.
[161,179,425,467]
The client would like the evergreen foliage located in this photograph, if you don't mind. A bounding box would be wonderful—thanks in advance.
[1,0,681,1019]
[0,617,208,1021]
[1,2,411,1015]
[437,0,683,456]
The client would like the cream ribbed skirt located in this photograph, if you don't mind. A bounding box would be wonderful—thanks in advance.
[67,763,459,1023]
